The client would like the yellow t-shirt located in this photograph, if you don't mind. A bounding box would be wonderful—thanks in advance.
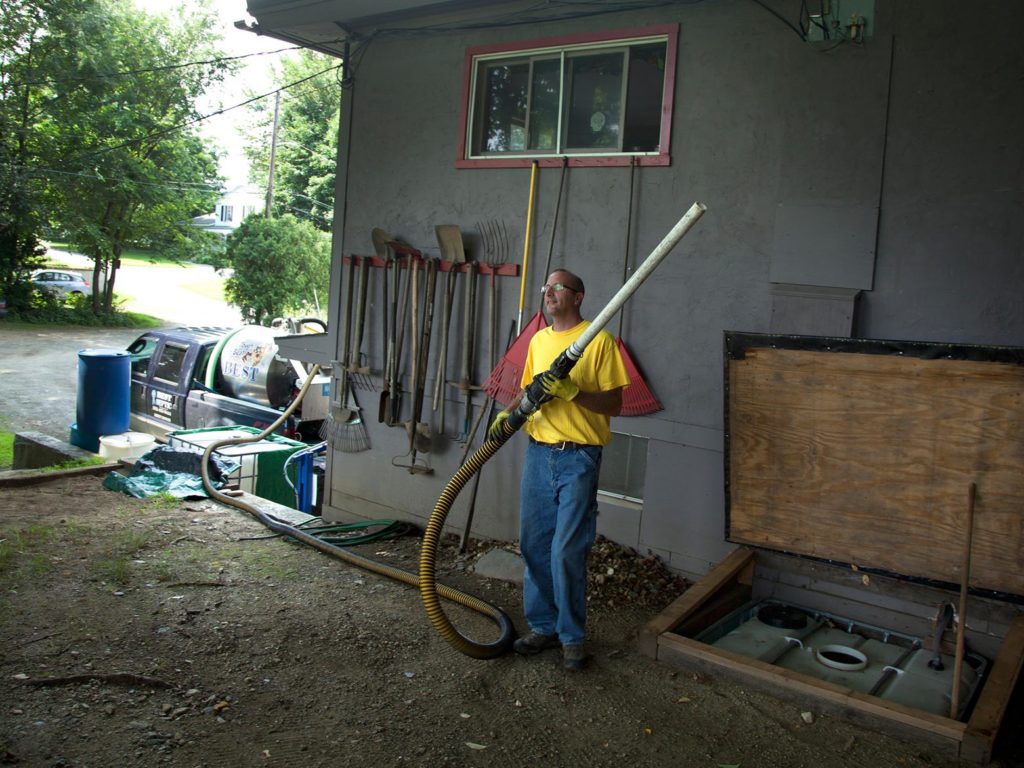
[521,321,630,446]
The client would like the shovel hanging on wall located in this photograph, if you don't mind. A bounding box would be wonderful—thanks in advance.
[373,228,397,423]
[433,224,466,435]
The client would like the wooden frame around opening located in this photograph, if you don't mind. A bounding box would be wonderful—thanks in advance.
[640,547,1024,764]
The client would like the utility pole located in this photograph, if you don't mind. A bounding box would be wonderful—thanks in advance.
[265,90,281,217]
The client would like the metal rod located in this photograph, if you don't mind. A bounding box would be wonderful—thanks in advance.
[950,481,977,719]
[541,157,568,285]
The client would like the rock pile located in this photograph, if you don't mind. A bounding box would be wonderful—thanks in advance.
[586,535,688,610]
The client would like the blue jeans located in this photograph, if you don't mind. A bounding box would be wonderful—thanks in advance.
[519,439,602,646]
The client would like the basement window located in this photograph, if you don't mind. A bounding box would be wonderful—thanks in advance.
[598,432,648,503]
[457,24,677,168]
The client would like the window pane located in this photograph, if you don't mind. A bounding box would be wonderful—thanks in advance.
[599,436,629,495]
[599,433,648,501]
[625,437,648,499]
[481,62,529,152]
[466,30,674,161]
[128,336,158,376]
[565,52,623,150]
[527,58,560,151]
[154,344,187,384]
[622,43,666,152]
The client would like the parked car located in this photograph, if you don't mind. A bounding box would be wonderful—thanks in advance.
[31,269,92,297]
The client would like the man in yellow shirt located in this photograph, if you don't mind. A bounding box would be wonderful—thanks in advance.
[490,268,629,670]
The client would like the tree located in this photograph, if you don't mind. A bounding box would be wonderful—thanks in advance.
[1,0,230,314]
[244,50,340,231]
[0,0,92,310]
[224,214,329,326]
[45,0,228,313]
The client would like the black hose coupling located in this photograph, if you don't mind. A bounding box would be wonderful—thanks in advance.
[506,349,580,433]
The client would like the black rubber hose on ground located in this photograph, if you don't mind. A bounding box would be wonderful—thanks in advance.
[198,363,516,659]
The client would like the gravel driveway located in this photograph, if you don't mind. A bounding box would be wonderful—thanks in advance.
[0,255,241,441]
[0,475,985,768]
[0,325,145,440]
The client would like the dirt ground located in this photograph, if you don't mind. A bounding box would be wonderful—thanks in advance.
[2,472,1022,768]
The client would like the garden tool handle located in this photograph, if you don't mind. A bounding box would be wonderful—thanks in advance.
[516,160,539,334]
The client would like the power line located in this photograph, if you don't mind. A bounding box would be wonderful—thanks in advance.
[292,193,333,209]
[750,0,807,41]
[65,62,342,164]
[10,46,300,89]
[284,205,331,225]
[4,163,224,193]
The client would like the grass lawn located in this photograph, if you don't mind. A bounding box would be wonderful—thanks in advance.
[0,429,13,469]
[181,278,228,303]
[26,243,228,327]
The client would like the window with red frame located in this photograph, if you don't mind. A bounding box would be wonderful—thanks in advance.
[458,25,677,167]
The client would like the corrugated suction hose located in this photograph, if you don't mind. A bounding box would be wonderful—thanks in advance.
[418,426,517,658]
[198,363,516,659]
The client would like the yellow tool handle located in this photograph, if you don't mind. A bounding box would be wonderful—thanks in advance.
[516,160,539,334]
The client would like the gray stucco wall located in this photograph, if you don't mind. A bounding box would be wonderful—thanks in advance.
[306,0,1023,579]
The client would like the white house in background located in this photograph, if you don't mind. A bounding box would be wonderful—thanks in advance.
[191,185,264,236]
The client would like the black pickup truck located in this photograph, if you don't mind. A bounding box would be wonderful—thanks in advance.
[127,326,328,442]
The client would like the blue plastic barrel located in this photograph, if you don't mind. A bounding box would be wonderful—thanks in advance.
[71,348,130,452]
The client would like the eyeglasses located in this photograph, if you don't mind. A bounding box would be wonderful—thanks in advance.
[539,283,579,295]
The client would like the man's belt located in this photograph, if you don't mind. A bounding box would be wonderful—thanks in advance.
[528,436,597,451]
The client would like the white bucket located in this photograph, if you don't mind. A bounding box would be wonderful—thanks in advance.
[99,431,156,461]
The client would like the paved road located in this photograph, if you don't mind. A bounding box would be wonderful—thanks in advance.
[0,256,242,441]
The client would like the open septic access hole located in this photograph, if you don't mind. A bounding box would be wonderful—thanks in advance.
[689,600,989,720]
[816,645,868,671]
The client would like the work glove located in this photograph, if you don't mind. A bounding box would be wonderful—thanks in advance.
[487,410,511,441]
[540,373,579,402]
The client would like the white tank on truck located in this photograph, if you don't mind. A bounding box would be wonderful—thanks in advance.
[211,321,324,410]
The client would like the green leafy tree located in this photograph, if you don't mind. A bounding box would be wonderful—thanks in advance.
[224,214,329,326]
[1,0,230,315]
[244,50,339,231]
[0,0,92,310]
[44,0,228,313]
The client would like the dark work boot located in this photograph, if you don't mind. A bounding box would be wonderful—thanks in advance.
[562,643,590,671]
[513,631,561,656]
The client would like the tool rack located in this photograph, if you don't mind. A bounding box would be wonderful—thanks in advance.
[342,253,519,277]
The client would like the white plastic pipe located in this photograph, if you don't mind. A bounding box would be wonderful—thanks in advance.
[569,201,707,358]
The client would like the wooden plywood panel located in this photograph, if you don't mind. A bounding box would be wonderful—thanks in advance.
[727,345,1024,596]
